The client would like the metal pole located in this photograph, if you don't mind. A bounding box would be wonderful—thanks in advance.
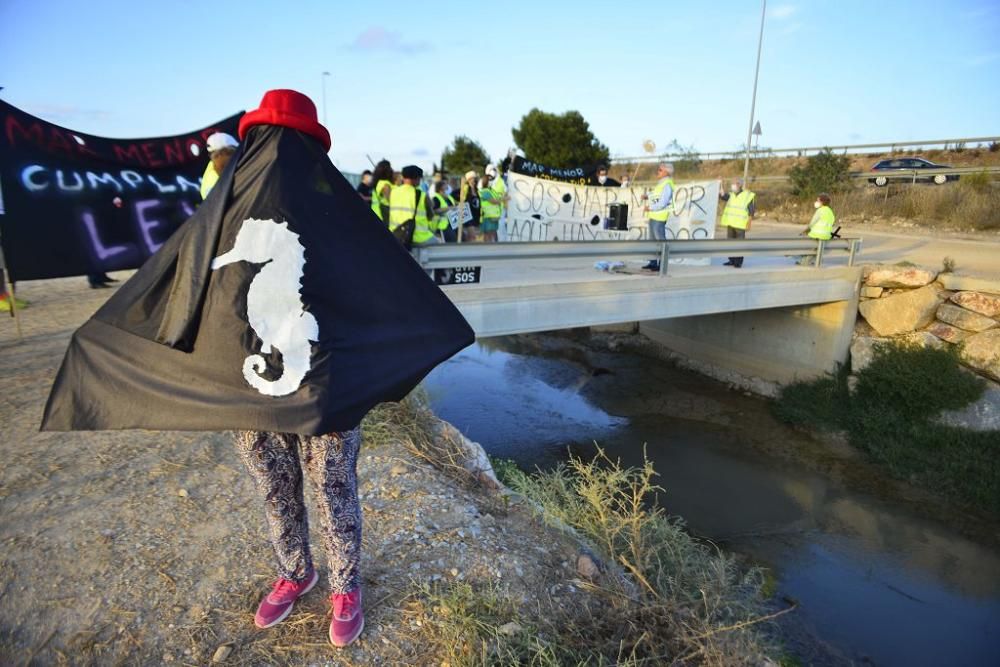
[742,0,767,185]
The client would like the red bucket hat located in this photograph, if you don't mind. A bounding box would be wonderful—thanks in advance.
[238,89,331,151]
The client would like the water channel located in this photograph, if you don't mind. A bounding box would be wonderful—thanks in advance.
[423,333,1000,666]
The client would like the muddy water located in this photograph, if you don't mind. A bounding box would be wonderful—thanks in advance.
[423,333,1000,667]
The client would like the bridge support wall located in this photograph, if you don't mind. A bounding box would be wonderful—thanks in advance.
[639,297,859,387]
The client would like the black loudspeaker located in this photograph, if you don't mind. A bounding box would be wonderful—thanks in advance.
[608,203,629,230]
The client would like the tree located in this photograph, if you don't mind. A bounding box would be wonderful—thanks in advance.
[511,108,610,168]
[441,136,491,177]
[788,149,852,198]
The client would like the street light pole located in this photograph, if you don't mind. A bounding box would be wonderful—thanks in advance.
[321,71,330,130]
[742,0,766,185]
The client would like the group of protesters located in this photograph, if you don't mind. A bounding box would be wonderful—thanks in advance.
[355,160,507,246]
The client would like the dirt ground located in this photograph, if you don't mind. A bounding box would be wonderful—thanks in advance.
[0,275,589,666]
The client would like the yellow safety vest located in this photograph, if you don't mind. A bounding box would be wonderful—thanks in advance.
[433,192,454,228]
[647,177,675,222]
[480,183,502,219]
[720,190,756,230]
[371,179,393,220]
[808,205,836,240]
[389,184,443,244]
[200,161,218,200]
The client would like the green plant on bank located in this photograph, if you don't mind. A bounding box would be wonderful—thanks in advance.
[787,149,853,198]
[773,342,1000,515]
[942,256,957,273]
[415,451,785,665]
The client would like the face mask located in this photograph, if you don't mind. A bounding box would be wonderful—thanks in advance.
[730,184,739,193]
[814,201,821,209]
[598,175,607,184]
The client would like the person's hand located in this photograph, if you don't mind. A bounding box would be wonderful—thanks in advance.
[640,193,649,201]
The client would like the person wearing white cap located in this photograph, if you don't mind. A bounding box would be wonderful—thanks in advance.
[200,132,240,200]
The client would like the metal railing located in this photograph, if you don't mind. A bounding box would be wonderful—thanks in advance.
[613,136,1000,162]
[413,237,862,277]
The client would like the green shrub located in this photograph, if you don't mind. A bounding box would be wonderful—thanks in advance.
[772,341,1000,515]
[787,149,852,198]
[852,343,984,419]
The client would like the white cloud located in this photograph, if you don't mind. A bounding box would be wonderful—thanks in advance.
[348,27,430,54]
[769,4,797,20]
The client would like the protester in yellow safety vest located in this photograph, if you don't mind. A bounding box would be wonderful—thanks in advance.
[369,159,394,224]
[432,179,458,243]
[479,166,503,243]
[388,165,446,246]
[805,193,835,240]
[640,162,675,270]
[719,179,756,268]
[200,132,239,200]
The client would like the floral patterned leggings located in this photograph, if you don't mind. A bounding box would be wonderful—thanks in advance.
[233,426,362,594]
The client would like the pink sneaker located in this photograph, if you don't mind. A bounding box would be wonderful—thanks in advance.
[329,587,364,647]
[254,570,319,628]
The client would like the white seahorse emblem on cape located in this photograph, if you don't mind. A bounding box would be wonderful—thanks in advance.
[211,217,319,397]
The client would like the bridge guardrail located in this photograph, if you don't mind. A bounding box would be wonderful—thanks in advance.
[414,237,862,277]
[612,136,1000,162]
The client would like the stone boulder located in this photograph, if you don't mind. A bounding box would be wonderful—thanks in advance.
[858,285,943,336]
[951,291,1000,318]
[936,304,997,333]
[927,322,971,344]
[864,266,937,288]
[937,380,1000,433]
[899,331,946,350]
[939,274,1000,296]
[860,286,884,298]
[961,330,1000,382]
[850,336,889,373]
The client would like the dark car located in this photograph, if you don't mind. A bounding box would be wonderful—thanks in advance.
[868,157,959,186]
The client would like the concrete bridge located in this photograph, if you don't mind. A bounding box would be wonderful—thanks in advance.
[414,238,863,386]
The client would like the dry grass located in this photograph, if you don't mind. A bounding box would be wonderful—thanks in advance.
[758,180,1000,231]
[612,147,1000,183]
[403,447,787,666]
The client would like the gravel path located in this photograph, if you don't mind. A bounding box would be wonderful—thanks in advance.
[0,275,585,666]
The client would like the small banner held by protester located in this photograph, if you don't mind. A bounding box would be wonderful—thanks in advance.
[500,172,720,263]
[0,99,241,280]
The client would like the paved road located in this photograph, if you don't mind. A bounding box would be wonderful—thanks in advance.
[752,221,1000,276]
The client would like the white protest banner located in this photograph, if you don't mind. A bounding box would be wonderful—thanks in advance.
[500,173,720,263]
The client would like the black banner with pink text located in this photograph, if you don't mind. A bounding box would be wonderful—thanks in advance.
[0,99,242,280]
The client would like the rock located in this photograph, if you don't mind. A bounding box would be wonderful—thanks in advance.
[939,274,1000,296]
[858,285,942,336]
[860,286,884,298]
[865,266,937,288]
[576,553,600,580]
[847,375,860,394]
[936,304,997,333]
[951,291,1000,318]
[927,322,971,344]
[961,330,1000,382]
[389,463,407,477]
[498,621,522,636]
[898,331,946,350]
[938,380,1000,432]
[850,336,889,373]
[211,644,233,663]
[176,489,188,498]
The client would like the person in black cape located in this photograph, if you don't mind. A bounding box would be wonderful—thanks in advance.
[41,89,475,647]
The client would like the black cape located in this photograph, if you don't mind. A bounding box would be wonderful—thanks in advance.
[41,125,475,434]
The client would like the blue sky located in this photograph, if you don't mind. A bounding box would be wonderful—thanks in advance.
[1,0,998,174]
